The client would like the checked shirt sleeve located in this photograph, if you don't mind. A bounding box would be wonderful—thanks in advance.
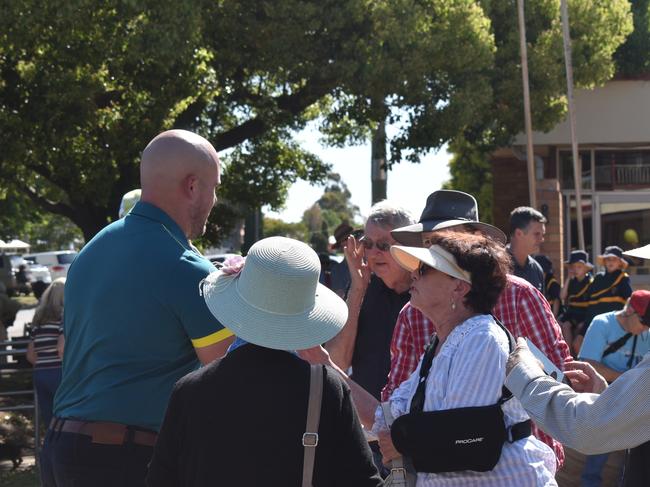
[494,275,572,468]
[381,304,436,401]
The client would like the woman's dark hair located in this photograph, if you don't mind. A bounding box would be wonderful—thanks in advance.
[428,231,512,314]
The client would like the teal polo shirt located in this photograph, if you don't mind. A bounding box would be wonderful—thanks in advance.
[54,202,232,431]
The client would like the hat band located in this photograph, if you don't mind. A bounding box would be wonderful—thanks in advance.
[424,216,474,223]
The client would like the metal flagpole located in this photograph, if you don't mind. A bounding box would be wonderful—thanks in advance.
[561,0,585,250]
[517,0,537,208]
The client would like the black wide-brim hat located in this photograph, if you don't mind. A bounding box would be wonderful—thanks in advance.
[564,250,594,268]
[391,190,506,247]
[597,245,628,269]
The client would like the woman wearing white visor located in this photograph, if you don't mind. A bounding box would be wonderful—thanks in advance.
[375,231,557,486]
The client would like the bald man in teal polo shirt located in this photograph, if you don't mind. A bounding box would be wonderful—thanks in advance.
[40,130,234,487]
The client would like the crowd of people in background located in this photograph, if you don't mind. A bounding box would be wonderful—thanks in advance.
[7,129,645,487]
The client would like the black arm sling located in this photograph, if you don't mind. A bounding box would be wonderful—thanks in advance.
[389,316,531,473]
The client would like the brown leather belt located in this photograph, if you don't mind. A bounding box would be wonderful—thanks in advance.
[50,418,157,447]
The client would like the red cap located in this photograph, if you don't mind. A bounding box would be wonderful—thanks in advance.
[629,290,650,325]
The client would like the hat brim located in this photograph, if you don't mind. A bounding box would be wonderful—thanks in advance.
[563,260,594,269]
[596,254,629,269]
[391,219,506,246]
[390,245,471,283]
[202,271,347,351]
[624,244,650,260]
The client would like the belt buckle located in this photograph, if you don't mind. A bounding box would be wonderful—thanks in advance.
[302,432,318,447]
[390,467,407,480]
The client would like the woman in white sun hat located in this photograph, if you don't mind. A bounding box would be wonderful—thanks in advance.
[146,236,382,487]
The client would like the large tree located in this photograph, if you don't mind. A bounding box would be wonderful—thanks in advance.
[0,0,372,240]
[445,0,638,208]
[0,0,633,243]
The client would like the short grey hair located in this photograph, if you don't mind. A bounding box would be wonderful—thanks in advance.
[366,200,416,230]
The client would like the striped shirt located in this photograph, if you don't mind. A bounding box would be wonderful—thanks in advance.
[375,315,557,486]
[506,352,650,454]
[30,321,62,368]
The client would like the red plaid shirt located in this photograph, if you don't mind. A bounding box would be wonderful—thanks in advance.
[381,274,571,467]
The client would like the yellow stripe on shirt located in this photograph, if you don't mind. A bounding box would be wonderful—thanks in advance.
[589,273,628,298]
[191,327,234,348]
[587,296,628,306]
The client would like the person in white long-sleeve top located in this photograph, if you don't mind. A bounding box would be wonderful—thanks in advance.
[375,232,557,486]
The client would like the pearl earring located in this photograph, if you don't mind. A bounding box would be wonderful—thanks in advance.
[451,301,456,311]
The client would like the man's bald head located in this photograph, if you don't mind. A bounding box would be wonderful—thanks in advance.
[140,130,219,191]
[139,130,221,238]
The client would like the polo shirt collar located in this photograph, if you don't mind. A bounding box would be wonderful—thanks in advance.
[129,201,191,249]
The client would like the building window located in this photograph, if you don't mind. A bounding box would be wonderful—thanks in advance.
[595,150,650,190]
[559,150,591,190]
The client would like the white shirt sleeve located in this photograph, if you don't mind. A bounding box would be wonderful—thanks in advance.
[505,352,650,454]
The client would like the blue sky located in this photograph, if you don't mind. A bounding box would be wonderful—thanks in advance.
[265,122,452,223]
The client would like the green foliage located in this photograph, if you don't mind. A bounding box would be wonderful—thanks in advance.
[263,218,309,242]
[0,0,634,247]
[614,0,650,76]
[219,130,330,212]
[0,190,83,249]
[461,0,633,150]
[0,466,39,487]
[0,0,366,242]
[443,139,493,224]
[300,173,360,248]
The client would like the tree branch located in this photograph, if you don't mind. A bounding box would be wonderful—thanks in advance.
[214,77,335,150]
[16,182,75,220]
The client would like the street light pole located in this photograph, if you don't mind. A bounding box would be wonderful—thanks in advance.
[561,0,586,250]
[517,0,537,208]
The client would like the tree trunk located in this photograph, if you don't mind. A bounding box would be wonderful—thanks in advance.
[242,207,263,255]
[371,117,387,204]
[71,206,111,244]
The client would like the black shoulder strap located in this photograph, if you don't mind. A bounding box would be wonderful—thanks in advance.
[626,335,638,370]
[409,315,515,414]
[602,332,633,358]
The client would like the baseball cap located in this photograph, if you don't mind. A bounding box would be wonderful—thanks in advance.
[629,290,650,326]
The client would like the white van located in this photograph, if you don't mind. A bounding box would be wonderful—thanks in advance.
[23,251,78,280]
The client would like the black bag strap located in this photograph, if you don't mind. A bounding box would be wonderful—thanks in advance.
[626,335,638,370]
[602,332,632,358]
[409,315,515,414]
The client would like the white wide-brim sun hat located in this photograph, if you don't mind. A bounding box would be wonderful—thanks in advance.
[390,244,472,284]
[201,236,348,351]
[624,244,650,260]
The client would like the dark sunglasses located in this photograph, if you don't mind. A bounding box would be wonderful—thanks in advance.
[359,236,392,252]
[418,262,434,277]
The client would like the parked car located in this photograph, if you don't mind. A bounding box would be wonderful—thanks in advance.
[23,251,78,280]
[204,253,239,268]
[10,256,51,284]
[0,255,53,297]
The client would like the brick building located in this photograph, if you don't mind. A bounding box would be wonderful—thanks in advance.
[491,80,650,286]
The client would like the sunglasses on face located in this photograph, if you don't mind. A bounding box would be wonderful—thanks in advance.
[418,262,434,277]
[359,236,392,252]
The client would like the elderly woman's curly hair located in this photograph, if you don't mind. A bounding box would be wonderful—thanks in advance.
[428,231,512,314]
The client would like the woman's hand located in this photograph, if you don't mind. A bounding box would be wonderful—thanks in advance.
[343,235,370,291]
[378,429,400,466]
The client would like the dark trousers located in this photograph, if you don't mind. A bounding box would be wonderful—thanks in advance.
[33,367,62,427]
[40,428,154,487]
